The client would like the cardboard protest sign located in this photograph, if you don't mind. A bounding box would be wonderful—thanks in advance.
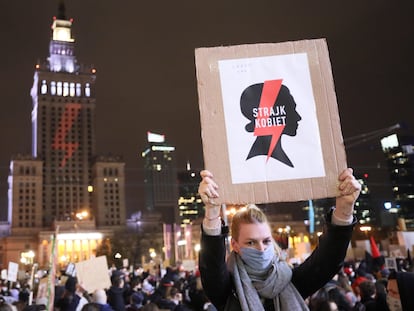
[75,256,111,293]
[7,262,18,282]
[195,38,347,204]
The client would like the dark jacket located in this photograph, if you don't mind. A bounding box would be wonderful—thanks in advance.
[107,286,125,311]
[199,211,356,311]
[97,303,115,311]
[396,271,414,311]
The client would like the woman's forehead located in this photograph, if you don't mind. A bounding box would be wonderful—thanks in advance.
[238,222,271,239]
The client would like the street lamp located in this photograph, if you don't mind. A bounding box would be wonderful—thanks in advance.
[20,250,35,266]
[149,248,156,259]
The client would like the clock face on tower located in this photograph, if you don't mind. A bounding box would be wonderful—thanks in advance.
[51,103,82,167]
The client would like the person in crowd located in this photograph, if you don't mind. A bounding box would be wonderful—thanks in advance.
[92,289,114,311]
[156,287,191,311]
[309,298,339,311]
[0,301,14,311]
[141,277,155,298]
[126,291,145,311]
[198,168,361,311]
[358,280,387,311]
[140,303,160,311]
[351,271,368,302]
[387,270,414,311]
[126,277,149,308]
[107,271,126,311]
[337,272,358,308]
[185,272,205,310]
[309,280,352,311]
[80,303,101,311]
[55,276,89,311]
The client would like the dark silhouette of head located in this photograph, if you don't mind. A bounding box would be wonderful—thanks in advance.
[240,80,301,167]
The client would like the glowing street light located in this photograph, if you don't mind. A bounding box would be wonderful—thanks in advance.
[360,226,372,233]
[149,248,156,259]
[114,252,122,259]
[20,250,35,265]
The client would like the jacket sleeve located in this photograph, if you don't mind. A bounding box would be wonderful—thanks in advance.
[199,225,232,310]
[291,210,356,299]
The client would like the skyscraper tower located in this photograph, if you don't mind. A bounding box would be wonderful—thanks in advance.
[381,133,414,229]
[30,3,96,226]
[177,162,203,225]
[142,132,179,224]
[4,3,127,267]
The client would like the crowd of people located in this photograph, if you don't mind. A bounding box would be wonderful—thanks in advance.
[0,258,412,311]
[0,264,217,311]
[0,168,412,311]
[308,258,414,311]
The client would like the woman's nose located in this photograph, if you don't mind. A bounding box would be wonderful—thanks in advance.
[257,243,266,251]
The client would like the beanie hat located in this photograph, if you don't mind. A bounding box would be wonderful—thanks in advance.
[93,289,107,304]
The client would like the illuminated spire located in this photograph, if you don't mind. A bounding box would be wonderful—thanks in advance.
[57,0,66,20]
[48,1,77,73]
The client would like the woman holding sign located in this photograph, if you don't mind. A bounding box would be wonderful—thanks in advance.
[198,168,360,311]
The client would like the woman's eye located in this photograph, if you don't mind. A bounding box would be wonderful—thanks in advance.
[246,241,255,246]
[264,239,272,245]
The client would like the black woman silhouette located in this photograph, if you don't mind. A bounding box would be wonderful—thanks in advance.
[240,79,301,167]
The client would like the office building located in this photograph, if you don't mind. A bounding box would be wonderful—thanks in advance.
[142,132,179,224]
[381,133,414,229]
[177,162,203,225]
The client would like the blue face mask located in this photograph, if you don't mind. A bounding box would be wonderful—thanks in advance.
[239,244,275,270]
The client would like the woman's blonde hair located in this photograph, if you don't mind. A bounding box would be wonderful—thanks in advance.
[231,204,268,241]
[231,204,282,256]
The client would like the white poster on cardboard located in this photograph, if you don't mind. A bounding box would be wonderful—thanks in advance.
[218,53,325,184]
[75,256,111,293]
[7,262,19,282]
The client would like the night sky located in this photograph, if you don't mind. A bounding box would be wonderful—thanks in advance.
[1,1,413,219]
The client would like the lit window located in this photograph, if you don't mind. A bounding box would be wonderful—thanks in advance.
[85,83,90,97]
[57,82,62,96]
[51,81,56,95]
[63,82,69,97]
[41,80,47,94]
[76,83,81,97]
[69,83,75,97]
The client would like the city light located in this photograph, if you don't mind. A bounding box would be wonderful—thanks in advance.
[20,250,35,265]
[194,244,201,252]
[114,252,122,259]
[360,226,372,233]
[57,232,103,240]
[75,210,89,220]
[149,248,156,259]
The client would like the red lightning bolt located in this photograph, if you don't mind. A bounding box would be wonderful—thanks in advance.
[52,103,82,167]
[254,79,285,161]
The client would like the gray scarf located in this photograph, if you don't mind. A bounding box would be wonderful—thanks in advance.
[227,251,309,311]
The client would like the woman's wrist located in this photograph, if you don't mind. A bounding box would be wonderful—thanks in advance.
[204,205,220,219]
[332,207,354,225]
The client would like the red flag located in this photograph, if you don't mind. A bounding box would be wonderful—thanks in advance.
[370,236,381,258]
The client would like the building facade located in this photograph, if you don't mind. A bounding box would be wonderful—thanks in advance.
[2,4,126,270]
[177,162,203,225]
[142,132,179,224]
[381,133,414,230]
